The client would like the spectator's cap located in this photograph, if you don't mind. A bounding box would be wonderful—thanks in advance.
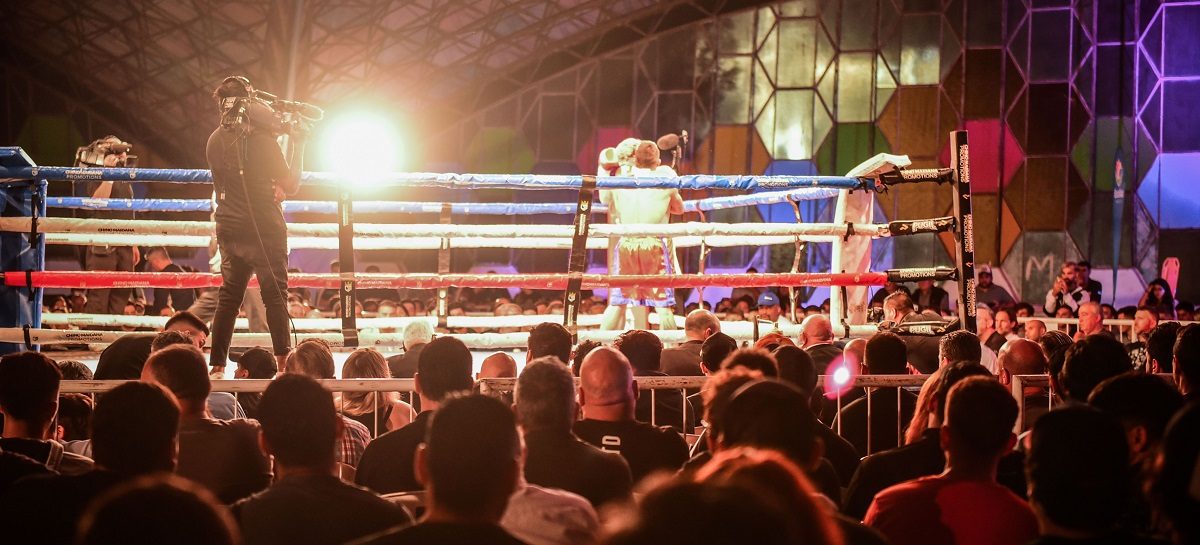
[757,292,780,308]
[978,266,993,276]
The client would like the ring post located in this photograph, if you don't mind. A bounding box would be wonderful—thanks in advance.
[0,148,46,354]
[564,175,597,340]
[338,184,358,347]
[949,130,977,333]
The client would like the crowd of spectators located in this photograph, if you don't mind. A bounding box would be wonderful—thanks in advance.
[11,257,1200,545]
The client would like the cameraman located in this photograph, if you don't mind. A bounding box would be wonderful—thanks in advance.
[205,76,307,376]
[1043,261,1091,316]
[74,136,143,315]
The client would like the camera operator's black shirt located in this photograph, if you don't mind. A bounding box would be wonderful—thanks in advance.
[206,127,290,242]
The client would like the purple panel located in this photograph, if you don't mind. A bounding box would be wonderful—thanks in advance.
[1143,10,1163,74]
[1026,83,1070,154]
[967,0,1003,46]
[1163,80,1200,152]
[1140,153,1200,229]
[1140,85,1162,149]
[1074,53,1094,107]
[1164,4,1200,76]
[1139,0,1162,34]
[1094,44,1136,117]
[1097,0,1137,43]
[1138,50,1159,108]
[1030,9,1071,82]
[1008,13,1029,77]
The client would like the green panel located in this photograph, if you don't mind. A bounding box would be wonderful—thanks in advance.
[720,10,756,54]
[815,123,892,176]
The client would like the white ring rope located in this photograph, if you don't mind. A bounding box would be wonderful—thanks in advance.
[4,217,884,240]
[9,322,881,348]
[38,233,832,250]
[39,312,666,331]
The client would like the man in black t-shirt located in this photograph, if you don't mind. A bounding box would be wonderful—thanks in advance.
[206,76,305,376]
[574,347,688,482]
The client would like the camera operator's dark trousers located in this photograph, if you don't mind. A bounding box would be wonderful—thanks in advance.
[82,245,136,314]
[209,233,292,367]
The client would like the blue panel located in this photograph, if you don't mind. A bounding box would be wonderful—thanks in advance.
[1138,153,1200,229]
[759,160,818,222]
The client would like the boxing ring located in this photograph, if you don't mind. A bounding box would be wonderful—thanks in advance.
[0,131,977,355]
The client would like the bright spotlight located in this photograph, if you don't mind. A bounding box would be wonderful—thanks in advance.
[319,112,403,181]
[823,356,858,399]
[832,365,850,386]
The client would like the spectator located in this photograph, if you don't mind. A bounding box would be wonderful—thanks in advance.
[755,292,791,326]
[517,357,632,508]
[573,347,688,482]
[995,308,1019,342]
[356,336,474,494]
[528,322,572,364]
[772,345,861,487]
[799,314,841,370]
[1151,401,1200,545]
[699,332,738,375]
[693,448,847,545]
[1039,329,1074,360]
[1024,318,1047,343]
[0,446,50,496]
[358,395,529,545]
[819,337,869,423]
[661,309,719,376]
[865,377,1035,545]
[976,268,1015,308]
[0,381,180,545]
[1060,335,1133,403]
[714,380,887,545]
[1175,323,1200,400]
[233,346,277,420]
[615,330,693,431]
[152,329,245,420]
[843,362,1017,519]
[720,347,779,378]
[978,305,1006,354]
[1146,322,1181,374]
[1074,301,1110,341]
[937,330,983,369]
[144,247,197,315]
[77,474,241,545]
[233,375,412,545]
[1137,279,1174,317]
[55,393,93,443]
[996,338,1050,430]
[1026,407,1143,544]
[93,310,210,380]
[1127,307,1159,371]
[287,340,372,468]
[883,291,940,373]
[339,348,413,436]
[141,344,268,503]
[834,332,919,456]
[1177,301,1195,322]
[479,351,517,380]
[869,281,910,308]
[1075,261,1102,302]
[912,279,950,314]
[387,320,432,380]
[571,340,602,377]
[57,359,93,380]
[686,368,762,467]
[0,352,93,474]
[1045,262,1092,316]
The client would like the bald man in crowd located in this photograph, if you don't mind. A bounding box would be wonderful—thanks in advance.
[996,338,1050,430]
[573,347,688,482]
[1022,319,1047,343]
[661,309,720,376]
[799,314,841,370]
[478,352,517,381]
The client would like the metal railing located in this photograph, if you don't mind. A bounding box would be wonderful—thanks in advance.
[1017,316,1198,344]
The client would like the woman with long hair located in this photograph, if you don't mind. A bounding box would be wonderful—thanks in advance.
[337,348,413,436]
[1139,278,1176,318]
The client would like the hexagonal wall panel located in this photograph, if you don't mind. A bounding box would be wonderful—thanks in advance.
[1137,152,1200,229]
[815,123,890,177]
[937,119,1024,193]
[1000,231,1084,307]
[935,194,1019,270]
[695,125,771,175]
[464,127,535,173]
[1071,117,1158,190]
[876,86,959,159]
[1004,157,1089,232]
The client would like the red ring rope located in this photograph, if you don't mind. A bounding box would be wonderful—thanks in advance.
[8,271,888,290]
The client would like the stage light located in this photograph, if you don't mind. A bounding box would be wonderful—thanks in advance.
[832,365,850,386]
[823,356,858,399]
[318,112,403,181]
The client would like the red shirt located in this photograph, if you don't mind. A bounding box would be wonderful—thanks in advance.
[864,475,1038,545]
